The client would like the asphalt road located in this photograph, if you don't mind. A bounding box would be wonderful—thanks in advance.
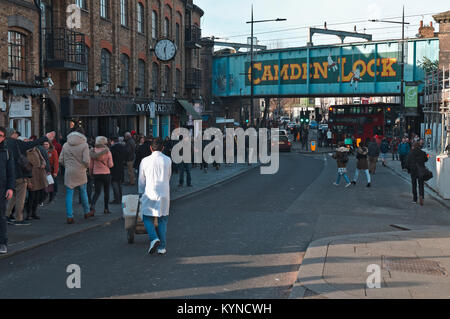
[0,153,324,299]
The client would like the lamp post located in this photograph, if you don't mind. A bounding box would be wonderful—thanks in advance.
[369,6,410,136]
[247,6,286,127]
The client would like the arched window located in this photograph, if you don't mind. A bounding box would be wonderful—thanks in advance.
[101,49,111,92]
[137,3,144,33]
[164,17,170,38]
[152,62,159,93]
[175,23,180,47]
[8,31,27,82]
[120,53,130,94]
[137,59,145,96]
[152,11,158,39]
[176,69,181,96]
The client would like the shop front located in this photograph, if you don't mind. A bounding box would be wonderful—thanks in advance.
[62,96,144,138]
[137,98,177,138]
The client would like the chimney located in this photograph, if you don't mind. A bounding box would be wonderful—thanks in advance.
[430,22,433,27]
[420,20,423,28]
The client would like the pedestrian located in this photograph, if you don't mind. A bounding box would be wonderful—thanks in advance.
[25,146,48,220]
[134,136,153,173]
[5,128,54,226]
[351,142,371,187]
[52,137,62,156]
[390,137,399,161]
[110,137,128,204]
[0,127,15,254]
[327,129,333,148]
[59,129,92,224]
[367,138,380,174]
[332,142,352,188]
[124,132,136,185]
[138,137,172,255]
[380,138,390,167]
[89,136,114,215]
[178,136,192,187]
[43,141,59,203]
[201,137,209,173]
[302,128,309,151]
[405,141,428,206]
[398,137,411,170]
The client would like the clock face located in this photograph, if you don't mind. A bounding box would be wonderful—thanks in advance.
[154,39,177,62]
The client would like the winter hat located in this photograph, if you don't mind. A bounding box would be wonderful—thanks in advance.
[95,136,108,146]
[6,128,16,138]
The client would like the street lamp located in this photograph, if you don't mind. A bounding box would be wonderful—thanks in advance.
[247,5,286,127]
[369,6,410,135]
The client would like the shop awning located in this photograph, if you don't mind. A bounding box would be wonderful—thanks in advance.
[177,99,202,120]
[8,87,49,97]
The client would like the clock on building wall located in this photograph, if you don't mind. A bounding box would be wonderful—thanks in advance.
[154,39,177,62]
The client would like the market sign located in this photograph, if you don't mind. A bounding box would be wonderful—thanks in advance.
[9,96,32,118]
[405,86,418,108]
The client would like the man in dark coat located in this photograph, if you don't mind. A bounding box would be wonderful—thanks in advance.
[367,138,380,174]
[110,137,128,204]
[5,128,54,225]
[0,127,15,254]
[406,142,429,206]
[124,132,136,185]
[351,142,371,187]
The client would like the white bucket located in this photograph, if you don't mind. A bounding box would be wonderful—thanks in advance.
[122,195,143,229]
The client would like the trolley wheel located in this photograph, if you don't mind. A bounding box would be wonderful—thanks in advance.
[127,228,135,244]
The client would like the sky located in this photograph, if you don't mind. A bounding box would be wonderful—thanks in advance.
[194,0,449,50]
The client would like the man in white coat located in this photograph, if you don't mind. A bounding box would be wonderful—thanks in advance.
[138,137,172,255]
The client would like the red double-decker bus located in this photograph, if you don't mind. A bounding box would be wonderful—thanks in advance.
[328,104,388,146]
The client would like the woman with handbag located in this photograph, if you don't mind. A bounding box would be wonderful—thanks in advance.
[88,136,114,216]
[43,141,59,203]
[25,147,48,220]
[405,141,430,206]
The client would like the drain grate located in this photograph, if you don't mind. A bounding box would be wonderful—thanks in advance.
[382,256,448,277]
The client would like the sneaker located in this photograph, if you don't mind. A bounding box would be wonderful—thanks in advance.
[345,183,352,188]
[0,245,7,254]
[6,217,15,225]
[333,183,339,186]
[157,248,167,255]
[367,183,371,188]
[14,220,31,226]
[148,239,160,255]
[351,181,356,185]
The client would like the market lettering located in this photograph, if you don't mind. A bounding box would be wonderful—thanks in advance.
[248,56,398,86]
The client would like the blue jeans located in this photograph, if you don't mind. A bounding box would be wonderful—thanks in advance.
[179,163,191,186]
[65,184,90,218]
[143,215,168,250]
[336,172,351,185]
[353,169,371,184]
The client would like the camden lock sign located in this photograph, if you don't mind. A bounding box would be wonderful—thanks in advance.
[245,53,400,86]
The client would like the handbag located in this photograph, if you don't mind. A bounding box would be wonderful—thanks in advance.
[417,164,433,182]
[46,174,55,185]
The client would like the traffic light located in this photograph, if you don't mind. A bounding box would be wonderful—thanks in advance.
[305,111,311,124]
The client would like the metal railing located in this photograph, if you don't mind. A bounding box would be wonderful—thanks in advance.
[185,68,202,89]
[44,28,87,70]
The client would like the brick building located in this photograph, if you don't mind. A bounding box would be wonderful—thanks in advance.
[433,11,450,67]
[0,0,205,139]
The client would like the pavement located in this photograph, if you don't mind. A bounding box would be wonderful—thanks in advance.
[289,151,450,299]
[2,162,258,260]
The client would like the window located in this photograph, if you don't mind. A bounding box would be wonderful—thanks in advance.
[137,3,144,33]
[175,23,180,47]
[101,49,111,93]
[137,59,145,96]
[100,0,109,19]
[76,46,89,92]
[76,0,87,10]
[152,11,158,39]
[152,63,159,93]
[120,54,130,94]
[120,0,128,26]
[8,31,27,82]
[165,65,171,93]
[164,17,170,37]
[176,69,181,96]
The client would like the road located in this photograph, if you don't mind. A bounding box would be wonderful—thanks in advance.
[0,153,324,299]
[1,151,449,299]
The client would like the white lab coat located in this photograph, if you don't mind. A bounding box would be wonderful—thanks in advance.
[138,151,172,217]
